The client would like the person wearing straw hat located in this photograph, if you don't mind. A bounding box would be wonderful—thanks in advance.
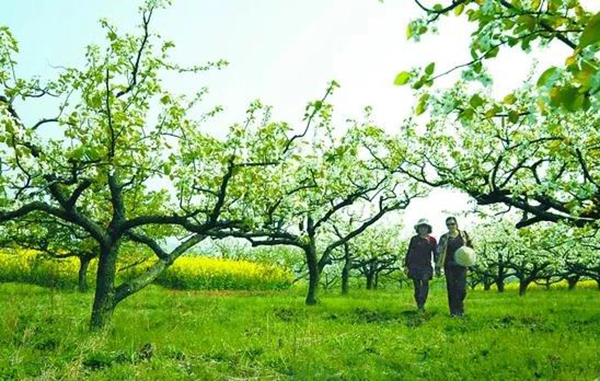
[404,218,438,312]
[437,216,474,317]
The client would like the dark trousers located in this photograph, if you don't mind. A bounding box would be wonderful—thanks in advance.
[445,264,467,315]
[412,279,429,308]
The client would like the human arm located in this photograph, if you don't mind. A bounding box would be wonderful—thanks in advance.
[464,231,474,249]
[436,233,447,269]
[404,236,415,269]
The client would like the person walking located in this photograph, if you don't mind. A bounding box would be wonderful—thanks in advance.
[404,218,438,312]
[437,217,473,317]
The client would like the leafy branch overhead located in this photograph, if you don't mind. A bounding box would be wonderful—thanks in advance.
[397,0,600,114]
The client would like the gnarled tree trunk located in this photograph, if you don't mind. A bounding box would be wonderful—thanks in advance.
[78,255,92,293]
[496,278,505,293]
[90,243,119,329]
[518,279,530,296]
[305,245,320,305]
[366,272,375,290]
[567,276,579,290]
[341,244,351,295]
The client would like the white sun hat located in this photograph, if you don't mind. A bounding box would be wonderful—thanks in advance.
[414,218,432,233]
[455,246,476,267]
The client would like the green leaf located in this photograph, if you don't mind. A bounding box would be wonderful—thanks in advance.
[162,162,172,175]
[90,93,103,108]
[485,47,500,59]
[579,12,600,49]
[559,86,579,111]
[86,148,101,161]
[413,77,426,90]
[469,94,484,108]
[537,67,558,87]
[394,71,412,86]
[460,108,475,121]
[485,105,501,118]
[454,3,465,16]
[517,15,536,32]
[575,69,594,88]
[416,94,430,115]
[425,62,435,76]
[503,93,517,105]
[508,110,519,123]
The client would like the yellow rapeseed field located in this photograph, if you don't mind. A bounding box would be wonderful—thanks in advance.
[126,256,294,290]
[0,251,293,291]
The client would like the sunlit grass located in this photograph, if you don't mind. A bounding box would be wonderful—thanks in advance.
[0,282,598,380]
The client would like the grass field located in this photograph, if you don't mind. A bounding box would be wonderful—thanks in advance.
[0,282,598,380]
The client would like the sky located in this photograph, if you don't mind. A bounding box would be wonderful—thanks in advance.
[1,0,582,238]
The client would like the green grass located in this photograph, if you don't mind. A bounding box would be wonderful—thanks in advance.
[0,282,598,380]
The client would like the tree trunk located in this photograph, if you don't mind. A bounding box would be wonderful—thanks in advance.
[366,273,374,290]
[496,279,505,293]
[341,270,349,295]
[78,256,92,293]
[305,245,320,305]
[483,282,491,291]
[567,276,578,290]
[518,280,529,296]
[341,247,351,296]
[90,243,119,329]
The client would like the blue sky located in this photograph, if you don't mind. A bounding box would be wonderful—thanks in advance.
[2,0,582,236]
[3,0,474,129]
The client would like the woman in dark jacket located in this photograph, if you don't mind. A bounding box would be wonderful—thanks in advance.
[437,216,474,317]
[404,218,438,311]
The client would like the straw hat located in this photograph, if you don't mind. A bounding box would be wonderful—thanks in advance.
[414,218,432,234]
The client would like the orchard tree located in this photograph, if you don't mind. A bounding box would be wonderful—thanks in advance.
[471,222,519,292]
[577,238,600,289]
[396,83,600,230]
[329,214,361,295]
[345,224,403,291]
[471,218,600,292]
[399,0,600,113]
[0,2,288,328]
[329,213,404,294]
[320,264,342,291]
[214,112,426,304]
[505,226,561,295]
[545,225,600,290]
